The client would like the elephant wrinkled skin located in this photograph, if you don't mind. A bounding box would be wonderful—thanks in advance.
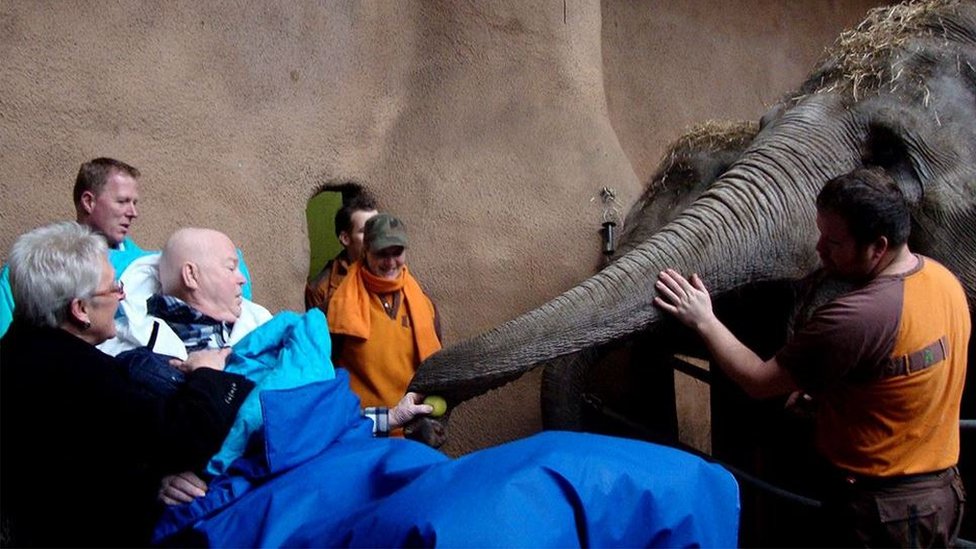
[410,1,976,424]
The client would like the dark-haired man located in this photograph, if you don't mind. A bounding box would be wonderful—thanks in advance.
[655,167,969,547]
[305,193,378,312]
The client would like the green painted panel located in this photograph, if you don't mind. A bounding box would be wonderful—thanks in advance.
[306,191,343,279]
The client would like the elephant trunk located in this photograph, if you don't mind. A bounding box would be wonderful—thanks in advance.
[412,95,863,403]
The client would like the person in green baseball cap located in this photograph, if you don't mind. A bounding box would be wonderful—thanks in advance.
[361,213,409,279]
[327,213,442,416]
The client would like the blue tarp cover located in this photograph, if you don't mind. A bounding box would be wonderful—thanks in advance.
[155,371,739,548]
[207,309,335,475]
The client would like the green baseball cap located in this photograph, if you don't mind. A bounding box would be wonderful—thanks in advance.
[364,213,408,250]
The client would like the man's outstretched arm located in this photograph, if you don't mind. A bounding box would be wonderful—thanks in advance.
[654,269,798,399]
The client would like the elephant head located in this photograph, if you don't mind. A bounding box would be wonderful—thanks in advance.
[538,120,763,430]
[410,1,976,409]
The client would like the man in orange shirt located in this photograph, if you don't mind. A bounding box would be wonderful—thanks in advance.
[327,213,441,410]
[655,167,969,547]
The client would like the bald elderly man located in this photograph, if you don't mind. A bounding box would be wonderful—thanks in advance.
[100,228,271,359]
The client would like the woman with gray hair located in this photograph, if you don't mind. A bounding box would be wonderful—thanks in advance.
[0,222,253,547]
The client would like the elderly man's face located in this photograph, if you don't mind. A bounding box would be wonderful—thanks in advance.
[84,170,139,248]
[195,234,247,323]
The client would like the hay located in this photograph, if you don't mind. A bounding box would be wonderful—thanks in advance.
[804,0,966,101]
[668,120,759,155]
[657,120,759,182]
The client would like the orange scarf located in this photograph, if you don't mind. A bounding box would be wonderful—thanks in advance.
[327,261,441,361]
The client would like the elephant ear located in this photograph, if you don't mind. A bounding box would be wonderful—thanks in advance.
[840,1,976,210]
[852,47,976,281]
[855,100,929,206]
[854,64,976,212]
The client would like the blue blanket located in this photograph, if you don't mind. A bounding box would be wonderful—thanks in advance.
[155,371,740,548]
[208,309,335,475]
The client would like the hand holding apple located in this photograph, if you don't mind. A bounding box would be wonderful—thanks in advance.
[390,391,436,428]
[423,395,448,418]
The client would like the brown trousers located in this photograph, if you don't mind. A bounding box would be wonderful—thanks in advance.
[821,466,966,548]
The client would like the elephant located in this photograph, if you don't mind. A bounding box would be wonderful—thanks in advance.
[410,0,976,423]
[411,0,976,401]
[406,1,976,542]
[538,123,861,434]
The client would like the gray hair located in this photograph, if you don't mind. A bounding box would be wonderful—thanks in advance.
[9,222,108,328]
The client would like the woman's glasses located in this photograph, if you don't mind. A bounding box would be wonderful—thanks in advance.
[92,279,125,298]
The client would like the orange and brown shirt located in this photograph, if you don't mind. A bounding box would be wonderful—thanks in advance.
[778,256,970,477]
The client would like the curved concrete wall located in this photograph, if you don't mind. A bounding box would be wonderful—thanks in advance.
[0,0,881,455]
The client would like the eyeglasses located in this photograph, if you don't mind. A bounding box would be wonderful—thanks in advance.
[92,279,125,298]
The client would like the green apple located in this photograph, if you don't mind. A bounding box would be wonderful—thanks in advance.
[423,395,448,417]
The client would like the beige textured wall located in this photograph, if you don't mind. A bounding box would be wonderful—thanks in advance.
[604,0,883,180]
[0,0,880,455]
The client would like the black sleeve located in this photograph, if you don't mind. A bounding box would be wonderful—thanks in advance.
[331,333,345,365]
[149,368,254,474]
[0,327,254,546]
